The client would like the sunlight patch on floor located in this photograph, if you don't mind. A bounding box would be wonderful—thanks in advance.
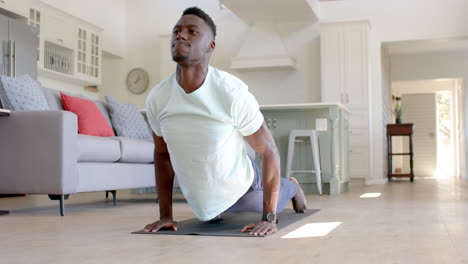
[360,193,381,198]
[281,222,342,239]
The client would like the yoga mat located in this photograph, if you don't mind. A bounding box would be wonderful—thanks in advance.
[132,209,319,237]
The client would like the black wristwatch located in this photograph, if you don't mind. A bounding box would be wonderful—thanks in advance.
[262,212,278,224]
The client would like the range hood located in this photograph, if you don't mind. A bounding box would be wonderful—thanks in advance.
[230,21,296,70]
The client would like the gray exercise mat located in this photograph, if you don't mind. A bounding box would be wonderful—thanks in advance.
[132,209,319,237]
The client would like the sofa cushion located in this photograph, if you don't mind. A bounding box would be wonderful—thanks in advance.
[114,137,154,163]
[61,92,115,137]
[43,87,113,128]
[77,135,121,162]
[42,86,64,111]
[105,95,151,139]
[0,75,49,111]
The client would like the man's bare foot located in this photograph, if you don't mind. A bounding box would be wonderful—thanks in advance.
[290,177,307,213]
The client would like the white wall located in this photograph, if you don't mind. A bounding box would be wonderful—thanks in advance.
[391,52,468,82]
[100,0,322,109]
[38,77,99,100]
[381,46,392,177]
[316,0,468,181]
[390,51,468,177]
[234,22,321,105]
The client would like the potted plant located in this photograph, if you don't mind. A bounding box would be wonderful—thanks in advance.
[394,96,402,124]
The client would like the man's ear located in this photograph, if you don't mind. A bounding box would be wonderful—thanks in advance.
[208,40,216,53]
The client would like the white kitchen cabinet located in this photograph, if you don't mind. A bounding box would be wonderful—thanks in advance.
[29,1,102,85]
[321,21,369,109]
[320,21,371,179]
[27,7,40,63]
[0,1,102,85]
[0,0,29,18]
[76,26,101,83]
[41,12,74,49]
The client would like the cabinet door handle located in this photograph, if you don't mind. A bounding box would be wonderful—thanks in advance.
[266,119,271,128]
[346,93,349,104]
[2,40,6,76]
[273,118,277,128]
[8,40,12,77]
[12,41,15,77]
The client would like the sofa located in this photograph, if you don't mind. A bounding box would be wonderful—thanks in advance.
[0,81,161,216]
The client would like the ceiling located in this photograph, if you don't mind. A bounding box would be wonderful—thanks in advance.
[220,0,317,24]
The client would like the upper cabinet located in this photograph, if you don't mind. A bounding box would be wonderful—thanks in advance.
[0,0,104,85]
[28,1,102,86]
[76,26,100,81]
[0,0,29,18]
[42,11,74,49]
[320,21,370,110]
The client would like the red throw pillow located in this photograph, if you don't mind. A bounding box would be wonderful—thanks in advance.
[60,92,115,137]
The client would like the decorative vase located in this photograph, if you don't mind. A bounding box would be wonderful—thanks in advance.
[395,117,402,124]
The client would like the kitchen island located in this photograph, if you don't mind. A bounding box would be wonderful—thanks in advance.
[260,103,350,195]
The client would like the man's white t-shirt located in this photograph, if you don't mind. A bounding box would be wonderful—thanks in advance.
[145,66,264,221]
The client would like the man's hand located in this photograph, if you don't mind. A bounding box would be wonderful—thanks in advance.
[143,218,178,233]
[241,221,278,236]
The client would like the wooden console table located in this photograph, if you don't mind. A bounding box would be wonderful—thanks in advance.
[387,123,414,182]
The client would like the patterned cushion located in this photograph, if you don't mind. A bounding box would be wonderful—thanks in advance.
[0,75,49,111]
[105,95,151,139]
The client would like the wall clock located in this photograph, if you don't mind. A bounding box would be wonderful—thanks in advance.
[126,67,150,94]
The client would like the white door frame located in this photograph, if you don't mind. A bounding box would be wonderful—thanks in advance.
[392,78,464,178]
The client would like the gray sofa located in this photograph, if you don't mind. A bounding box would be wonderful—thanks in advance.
[0,87,159,216]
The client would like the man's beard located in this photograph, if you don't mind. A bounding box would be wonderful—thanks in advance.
[172,54,189,63]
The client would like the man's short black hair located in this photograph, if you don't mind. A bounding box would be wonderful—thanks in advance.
[182,7,217,38]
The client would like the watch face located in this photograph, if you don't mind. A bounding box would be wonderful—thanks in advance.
[266,212,277,223]
[126,68,150,94]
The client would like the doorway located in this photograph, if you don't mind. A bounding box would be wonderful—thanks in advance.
[391,79,464,178]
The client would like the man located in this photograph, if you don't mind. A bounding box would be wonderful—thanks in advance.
[143,7,307,236]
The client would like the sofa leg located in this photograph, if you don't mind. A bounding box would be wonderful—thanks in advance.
[106,190,117,206]
[48,194,69,216]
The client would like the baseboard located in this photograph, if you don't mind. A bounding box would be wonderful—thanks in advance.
[364,178,388,185]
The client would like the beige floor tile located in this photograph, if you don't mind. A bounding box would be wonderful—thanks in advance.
[2,178,468,263]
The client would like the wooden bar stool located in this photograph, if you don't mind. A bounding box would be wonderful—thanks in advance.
[286,129,322,195]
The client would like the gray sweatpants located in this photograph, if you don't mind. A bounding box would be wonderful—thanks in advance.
[225,158,298,213]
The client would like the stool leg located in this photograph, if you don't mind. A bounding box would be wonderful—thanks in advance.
[311,131,322,195]
[286,133,296,179]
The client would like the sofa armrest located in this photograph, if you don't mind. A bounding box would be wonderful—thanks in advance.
[0,110,79,194]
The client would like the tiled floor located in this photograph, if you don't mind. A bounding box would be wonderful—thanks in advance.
[1,177,468,264]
